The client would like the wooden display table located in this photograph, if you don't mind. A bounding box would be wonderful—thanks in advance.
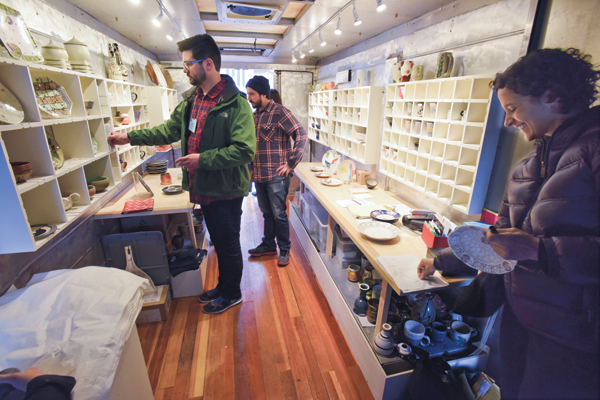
[291,162,482,400]
[95,168,197,249]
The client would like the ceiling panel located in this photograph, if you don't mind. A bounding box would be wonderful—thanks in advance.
[202,20,289,34]
[282,2,308,19]
[213,36,277,45]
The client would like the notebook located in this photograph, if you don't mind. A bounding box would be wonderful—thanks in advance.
[122,199,154,214]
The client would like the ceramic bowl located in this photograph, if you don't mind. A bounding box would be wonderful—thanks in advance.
[88,184,96,198]
[113,116,124,126]
[366,178,378,189]
[10,161,33,183]
[86,176,110,192]
[370,210,401,224]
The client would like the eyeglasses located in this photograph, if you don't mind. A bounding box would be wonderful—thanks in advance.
[182,58,206,70]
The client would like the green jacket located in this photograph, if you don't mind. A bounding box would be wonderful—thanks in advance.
[128,75,256,198]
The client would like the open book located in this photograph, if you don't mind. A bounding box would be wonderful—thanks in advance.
[375,254,448,293]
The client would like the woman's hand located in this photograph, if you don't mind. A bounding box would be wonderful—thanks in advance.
[417,258,436,280]
[486,227,540,260]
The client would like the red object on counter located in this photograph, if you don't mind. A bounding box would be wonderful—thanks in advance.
[421,224,449,248]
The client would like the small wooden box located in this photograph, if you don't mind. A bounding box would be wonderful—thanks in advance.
[356,170,371,185]
[136,285,171,324]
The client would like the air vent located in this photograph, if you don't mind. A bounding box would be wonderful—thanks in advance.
[220,2,283,23]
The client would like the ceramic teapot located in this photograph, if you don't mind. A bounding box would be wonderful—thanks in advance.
[410,292,436,325]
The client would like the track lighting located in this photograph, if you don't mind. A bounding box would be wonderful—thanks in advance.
[166,27,175,41]
[308,41,314,53]
[319,30,326,46]
[152,7,164,27]
[130,0,140,4]
[292,51,297,63]
[353,1,362,26]
[299,49,306,59]
[376,0,386,12]
[335,15,342,35]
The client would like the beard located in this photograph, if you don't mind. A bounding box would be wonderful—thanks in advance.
[250,97,264,109]
[188,64,206,86]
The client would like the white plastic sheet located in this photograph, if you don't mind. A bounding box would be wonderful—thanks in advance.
[0,267,149,399]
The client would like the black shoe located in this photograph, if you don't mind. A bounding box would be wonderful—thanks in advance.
[248,243,277,257]
[278,250,290,266]
[203,295,243,314]
[198,288,221,303]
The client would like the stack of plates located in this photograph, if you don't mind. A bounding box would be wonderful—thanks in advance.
[43,60,72,70]
[146,160,168,174]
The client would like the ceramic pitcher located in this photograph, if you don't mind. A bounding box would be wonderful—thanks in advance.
[436,52,454,78]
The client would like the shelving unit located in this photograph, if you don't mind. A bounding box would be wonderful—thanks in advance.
[0,59,176,254]
[329,86,384,164]
[380,76,503,214]
[147,86,178,127]
[307,91,332,146]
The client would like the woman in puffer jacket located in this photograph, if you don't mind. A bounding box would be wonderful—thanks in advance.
[418,48,600,399]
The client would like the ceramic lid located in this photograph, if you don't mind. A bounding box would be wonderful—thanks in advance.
[42,39,66,49]
[64,37,87,46]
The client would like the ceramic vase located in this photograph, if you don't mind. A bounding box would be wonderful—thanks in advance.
[374,323,395,356]
[353,283,370,316]
[400,60,414,82]
[108,56,122,81]
[435,52,454,78]
[45,127,64,170]
[113,43,128,82]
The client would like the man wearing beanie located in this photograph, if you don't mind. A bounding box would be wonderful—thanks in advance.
[108,34,256,314]
[246,76,307,266]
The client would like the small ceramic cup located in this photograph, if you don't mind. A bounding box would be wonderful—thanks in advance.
[161,172,172,185]
[416,103,424,117]
[403,320,425,346]
[429,103,437,118]
[366,298,379,324]
[427,122,434,137]
[429,321,447,343]
[372,284,382,299]
[347,264,361,282]
[450,321,477,345]
[414,121,422,134]
[405,120,411,133]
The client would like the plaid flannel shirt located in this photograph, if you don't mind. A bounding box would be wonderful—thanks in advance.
[187,78,233,205]
[252,100,307,183]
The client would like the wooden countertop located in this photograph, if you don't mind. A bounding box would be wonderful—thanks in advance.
[96,168,193,218]
[295,162,464,294]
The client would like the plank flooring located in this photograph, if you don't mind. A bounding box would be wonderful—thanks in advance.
[138,196,374,400]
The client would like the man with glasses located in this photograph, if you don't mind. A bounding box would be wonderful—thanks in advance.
[108,34,256,314]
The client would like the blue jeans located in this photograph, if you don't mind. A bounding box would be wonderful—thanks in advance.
[202,197,243,301]
[255,175,291,251]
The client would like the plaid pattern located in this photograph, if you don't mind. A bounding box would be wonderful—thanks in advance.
[252,100,307,183]
[187,78,233,205]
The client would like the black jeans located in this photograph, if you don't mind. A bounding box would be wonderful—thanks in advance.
[202,197,244,301]
[255,175,291,251]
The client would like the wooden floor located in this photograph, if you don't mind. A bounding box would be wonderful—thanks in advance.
[137,196,374,400]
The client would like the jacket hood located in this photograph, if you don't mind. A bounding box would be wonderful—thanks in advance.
[181,74,246,105]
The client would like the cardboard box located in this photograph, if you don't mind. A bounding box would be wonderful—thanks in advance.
[137,285,171,324]
[355,170,371,185]
[171,268,203,298]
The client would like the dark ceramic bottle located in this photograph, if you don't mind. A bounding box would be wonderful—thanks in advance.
[353,283,370,316]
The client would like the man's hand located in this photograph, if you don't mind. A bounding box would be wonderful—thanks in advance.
[485,227,539,261]
[417,258,436,280]
[175,154,200,171]
[276,164,293,177]
[0,367,45,391]
[107,131,131,146]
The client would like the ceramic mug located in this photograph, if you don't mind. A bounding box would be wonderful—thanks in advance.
[429,103,437,118]
[426,122,434,137]
[61,192,80,211]
[405,120,411,133]
[429,321,447,343]
[450,321,477,345]
[161,172,172,185]
[347,264,361,282]
[366,298,379,324]
[406,102,413,116]
[403,320,426,346]
[416,103,424,117]
[414,121,422,134]
[413,65,424,81]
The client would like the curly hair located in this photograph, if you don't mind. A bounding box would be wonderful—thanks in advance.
[493,48,600,114]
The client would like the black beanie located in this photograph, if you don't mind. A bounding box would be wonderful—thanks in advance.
[246,75,270,97]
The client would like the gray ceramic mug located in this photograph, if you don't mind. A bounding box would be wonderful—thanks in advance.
[450,321,477,345]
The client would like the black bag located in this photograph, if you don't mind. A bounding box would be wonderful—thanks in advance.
[453,272,506,318]
[402,347,467,400]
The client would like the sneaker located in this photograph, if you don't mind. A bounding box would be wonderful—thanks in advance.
[248,243,277,257]
[203,295,243,314]
[198,288,221,303]
[278,250,290,266]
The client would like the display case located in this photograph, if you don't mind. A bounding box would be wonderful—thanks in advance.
[0,59,176,254]
[329,86,384,164]
[307,91,332,146]
[380,76,504,214]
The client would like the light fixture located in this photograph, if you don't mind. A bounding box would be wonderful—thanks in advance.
[166,27,175,41]
[334,15,342,35]
[319,30,326,46]
[376,0,386,12]
[292,51,297,63]
[130,0,140,4]
[308,41,315,53]
[353,1,362,26]
[152,7,164,27]
[299,49,306,59]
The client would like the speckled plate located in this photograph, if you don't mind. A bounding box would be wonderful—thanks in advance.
[315,172,331,178]
[320,178,343,186]
[448,225,516,274]
[310,165,324,172]
[357,220,400,241]
[0,81,24,124]
[31,224,57,241]
[162,185,183,195]
[336,159,355,181]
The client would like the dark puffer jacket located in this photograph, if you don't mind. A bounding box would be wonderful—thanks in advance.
[437,106,600,353]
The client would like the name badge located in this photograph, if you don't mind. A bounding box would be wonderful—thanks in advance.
[188,118,197,132]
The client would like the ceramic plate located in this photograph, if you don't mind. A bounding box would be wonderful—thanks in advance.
[370,209,401,223]
[33,78,72,119]
[357,220,400,241]
[310,165,324,172]
[315,172,331,178]
[0,3,43,63]
[0,81,24,124]
[162,185,183,195]
[336,159,356,181]
[322,149,339,169]
[448,225,517,274]
[320,178,343,186]
[31,224,57,241]
[146,61,158,86]
[153,63,168,88]
[162,68,174,89]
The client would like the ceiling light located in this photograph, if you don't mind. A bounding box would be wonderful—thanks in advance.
[353,1,362,26]
[166,27,175,41]
[308,41,314,53]
[299,49,306,59]
[292,51,297,63]
[319,30,326,46]
[152,8,164,27]
[334,15,342,35]
[130,0,140,3]
[376,0,386,12]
